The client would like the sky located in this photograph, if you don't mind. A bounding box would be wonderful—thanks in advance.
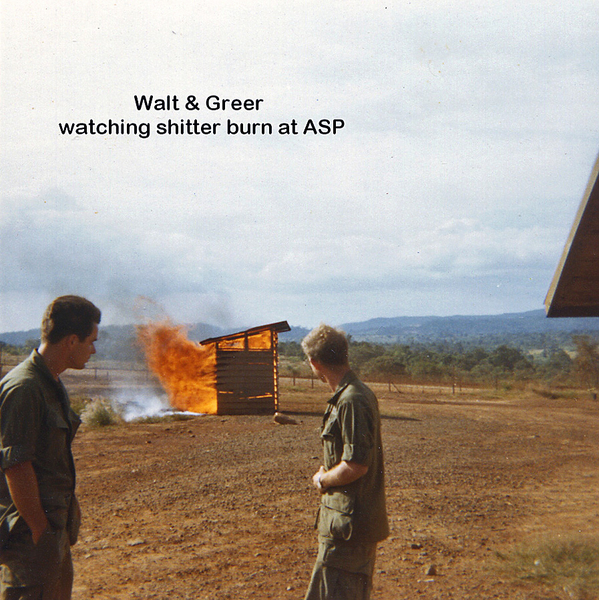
[1,0,598,332]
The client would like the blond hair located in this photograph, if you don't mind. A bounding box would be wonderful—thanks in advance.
[301,323,349,366]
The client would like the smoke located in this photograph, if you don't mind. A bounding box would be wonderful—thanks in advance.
[92,300,220,420]
[111,389,205,422]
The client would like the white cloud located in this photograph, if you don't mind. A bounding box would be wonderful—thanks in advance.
[1,1,598,331]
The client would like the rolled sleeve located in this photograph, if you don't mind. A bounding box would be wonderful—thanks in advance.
[341,443,370,465]
[0,385,41,471]
[1,444,35,471]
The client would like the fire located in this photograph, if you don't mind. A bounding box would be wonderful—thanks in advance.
[137,321,217,414]
[218,329,272,351]
[248,330,272,350]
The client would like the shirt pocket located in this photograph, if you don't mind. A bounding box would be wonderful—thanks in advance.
[42,406,70,459]
[321,418,342,468]
[45,405,70,430]
[318,490,355,541]
[321,407,339,438]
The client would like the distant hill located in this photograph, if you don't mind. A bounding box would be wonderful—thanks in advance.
[274,310,599,348]
[337,310,599,347]
[0,322,292,361]
[2,310,599,358]
[0,329,40,346]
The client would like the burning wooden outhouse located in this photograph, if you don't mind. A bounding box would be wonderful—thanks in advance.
[199,321,291,415]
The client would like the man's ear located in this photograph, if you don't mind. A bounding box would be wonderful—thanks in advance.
[65,334,80,349]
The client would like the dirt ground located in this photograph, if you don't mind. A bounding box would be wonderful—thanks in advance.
[64,375,599,599]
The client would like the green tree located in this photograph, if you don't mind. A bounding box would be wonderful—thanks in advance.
[278,341,304,358]
[349,342,385,375]
[573,335,599,391]
[458,348,488,371]
[489,345,532,373]
[546,348,573,372]
[22,338,40,353]
[362,355,406,383]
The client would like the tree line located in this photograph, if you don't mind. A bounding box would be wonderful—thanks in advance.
[2,332,599,392]
[279,334,599,391]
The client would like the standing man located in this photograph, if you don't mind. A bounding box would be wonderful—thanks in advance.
[302,324,389,600]
[0,295,101,600]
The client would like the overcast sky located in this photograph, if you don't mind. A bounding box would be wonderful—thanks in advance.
[1,0,598,332]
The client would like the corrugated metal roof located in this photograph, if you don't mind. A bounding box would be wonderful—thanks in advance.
[545,153,599,317]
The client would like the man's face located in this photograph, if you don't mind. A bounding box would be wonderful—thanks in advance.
[67,322,98,370]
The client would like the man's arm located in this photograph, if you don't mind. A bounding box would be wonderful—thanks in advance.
[4,461,49,543]
[312,461,368,493]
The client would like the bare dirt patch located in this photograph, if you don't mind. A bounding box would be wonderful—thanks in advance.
[66,378,599,599]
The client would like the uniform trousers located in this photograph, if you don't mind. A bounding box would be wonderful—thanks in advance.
[305,536,377,600]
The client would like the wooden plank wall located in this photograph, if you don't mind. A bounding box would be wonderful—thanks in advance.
[215,349,276,415]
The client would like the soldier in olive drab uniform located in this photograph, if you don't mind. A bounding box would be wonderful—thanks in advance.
[302,324,389,600]
[0,296,101,600]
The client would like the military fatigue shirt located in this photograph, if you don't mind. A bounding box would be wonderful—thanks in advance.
[317,371,389,544]
[0,350,80,534]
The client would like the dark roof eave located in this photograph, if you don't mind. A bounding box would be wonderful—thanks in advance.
[545,151,599,318]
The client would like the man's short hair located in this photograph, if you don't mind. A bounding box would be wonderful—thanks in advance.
[41,295,101,344]
[301,323,349,367]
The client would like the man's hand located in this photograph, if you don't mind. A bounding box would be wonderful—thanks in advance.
[312,466,327,493]
[4,461,49,544]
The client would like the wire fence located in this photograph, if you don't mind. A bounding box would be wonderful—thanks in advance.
[0,357,153,384]
[0,355,481,396]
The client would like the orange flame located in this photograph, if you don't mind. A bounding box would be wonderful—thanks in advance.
[248,330,272,350]
[218,329,272,351]
[137,321,217,414]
